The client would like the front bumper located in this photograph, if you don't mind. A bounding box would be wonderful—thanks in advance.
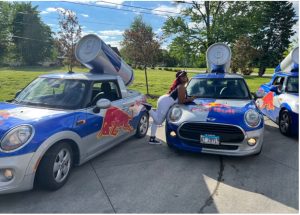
[166,122,264,156]
[0,153,35,194]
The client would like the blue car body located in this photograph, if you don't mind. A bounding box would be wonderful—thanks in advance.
[256,72,298,136]
[0,72,148,194]
[165,73,264,156]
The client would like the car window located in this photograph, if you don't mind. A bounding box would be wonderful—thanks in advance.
[286,77,298,93]
[15,78,88,109]
[187,78,251,99]
[272,76,285,91]
[90,81,121,106]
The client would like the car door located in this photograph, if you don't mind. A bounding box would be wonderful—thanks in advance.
[83,80,135,157]
[264,76,286,121]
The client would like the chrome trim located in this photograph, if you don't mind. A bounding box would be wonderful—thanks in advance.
[177,121,246,144]
[0,124,35,153]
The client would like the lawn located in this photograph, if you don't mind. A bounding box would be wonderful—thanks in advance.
[0,66,272,107]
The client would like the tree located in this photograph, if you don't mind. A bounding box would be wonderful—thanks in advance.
[157,49,178,67]
[57,9,82,72]
[231,37,258,75]
[163,1,227,54]
[122,16,160,95]
[0,2,13,65]
[251,1,297,76]
[11,2,53,65]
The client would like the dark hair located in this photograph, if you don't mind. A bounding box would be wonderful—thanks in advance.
[176,70,187,78]
[168,71,187,94]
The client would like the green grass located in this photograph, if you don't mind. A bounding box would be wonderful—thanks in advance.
[0,67,272,107]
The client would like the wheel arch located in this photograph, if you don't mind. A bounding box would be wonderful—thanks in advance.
[277,103,292,123]
[26,131,83,177]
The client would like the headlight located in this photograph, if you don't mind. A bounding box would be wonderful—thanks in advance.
[169,106,182,122]
[244,109,261,128]
[0,125,34,152]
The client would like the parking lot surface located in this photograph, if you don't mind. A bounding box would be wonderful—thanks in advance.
[0,117,298,213]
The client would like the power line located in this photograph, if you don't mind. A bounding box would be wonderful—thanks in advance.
[61,1,165,16]
[95,0,182,15]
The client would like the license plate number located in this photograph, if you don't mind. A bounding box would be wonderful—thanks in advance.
[200,134,220,145]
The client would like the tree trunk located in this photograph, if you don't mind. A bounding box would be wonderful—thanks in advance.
[258,66,265,77]
[144,66,149,95]
[70,43,74,72]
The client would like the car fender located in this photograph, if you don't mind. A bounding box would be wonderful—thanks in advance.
[25,130,83,176]
[280,103,292,112]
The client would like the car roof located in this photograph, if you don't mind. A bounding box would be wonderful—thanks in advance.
[39,72,119,81]
[192,72,244,79]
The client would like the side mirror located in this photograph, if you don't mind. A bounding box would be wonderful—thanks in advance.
[93,99,111,113]
[253,89,264,100]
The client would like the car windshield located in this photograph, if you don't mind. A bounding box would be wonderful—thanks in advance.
[286,77,298,93]
[187,78,251,99]
[14,77,88,109]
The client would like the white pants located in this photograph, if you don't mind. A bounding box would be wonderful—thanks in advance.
[149,94,177,136]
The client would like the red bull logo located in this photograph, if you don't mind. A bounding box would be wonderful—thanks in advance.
[193,102,235,114]
[261,92,275,110]
[0,110,10,125]
[97,106,133,138]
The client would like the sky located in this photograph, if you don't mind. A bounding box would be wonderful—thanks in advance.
[30,0,299,50]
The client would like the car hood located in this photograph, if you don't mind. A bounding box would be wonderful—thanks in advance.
[174,98,262,130]
[0,102,70,136]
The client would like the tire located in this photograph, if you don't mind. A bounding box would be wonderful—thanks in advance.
[279,110,292,136]
[36,142,73,191]
[135,112,149,138]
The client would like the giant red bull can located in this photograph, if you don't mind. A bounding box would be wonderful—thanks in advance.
[75,34,134,86]
[274,47,299,73]
[206,43,231,73]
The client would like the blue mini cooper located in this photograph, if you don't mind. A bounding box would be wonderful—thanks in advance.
[256,68,298,136]
[165,73,264,156]
[0,72,148,194]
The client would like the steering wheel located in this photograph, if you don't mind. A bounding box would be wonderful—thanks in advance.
[91,92,104,105]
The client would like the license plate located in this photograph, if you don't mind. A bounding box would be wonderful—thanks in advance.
[200,134,220,145]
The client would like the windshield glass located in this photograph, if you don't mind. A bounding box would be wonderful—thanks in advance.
[15,77,88,109]
[187,78,251,99]
[286,77,298,93]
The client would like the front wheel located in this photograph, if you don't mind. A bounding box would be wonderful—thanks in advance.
[135,112,149,138]
[279,110,292,136]
[36,142,73,190]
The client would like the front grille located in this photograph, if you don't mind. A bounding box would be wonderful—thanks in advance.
[179,122,244,143]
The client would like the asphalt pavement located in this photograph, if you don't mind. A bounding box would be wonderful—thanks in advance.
[0,117,298,213]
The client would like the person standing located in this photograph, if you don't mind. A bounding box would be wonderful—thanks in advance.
[142,71,194,144]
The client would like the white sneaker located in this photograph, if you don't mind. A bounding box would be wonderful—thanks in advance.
[148,136,162,145]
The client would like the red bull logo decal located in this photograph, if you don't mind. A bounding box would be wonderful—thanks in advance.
[97,106,133,138]
[192,102,235,114]
[0,110,10,125]
[261,92,275,110]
